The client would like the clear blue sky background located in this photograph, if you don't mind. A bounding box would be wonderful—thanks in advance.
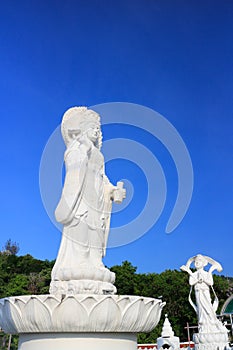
[0,1,232,275]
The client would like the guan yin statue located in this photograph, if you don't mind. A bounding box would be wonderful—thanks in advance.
[0,107,165,350]
[50,107,126,296]
[181,254,229,350]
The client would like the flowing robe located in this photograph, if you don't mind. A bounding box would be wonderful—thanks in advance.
[189,270,225,333]
[51,140,113,282]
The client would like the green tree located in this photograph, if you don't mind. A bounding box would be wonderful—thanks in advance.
[2,239,19,256]
[5,274,29,297]
[110,260,137,294]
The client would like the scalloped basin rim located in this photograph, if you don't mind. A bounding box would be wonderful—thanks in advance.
[0,294,162,301]
[0,294,165,334]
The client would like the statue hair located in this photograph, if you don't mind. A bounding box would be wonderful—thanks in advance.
[61,106,102,148]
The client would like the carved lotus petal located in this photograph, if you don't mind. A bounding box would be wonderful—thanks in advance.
[1,299,21,334]
[140,300,163,332]
[90,296,121,331]
[194,332,229,345]
[81,295,98,312]
[14,297,26,313]
[117,296,131,312]
[24,296,52,332]
[153,302,166,328]
[0,294,164,333]
[43,295,61,313]
[144,299,155,313]
[0,302,6,331]
[53,295,88,331]
[121,297,145,331]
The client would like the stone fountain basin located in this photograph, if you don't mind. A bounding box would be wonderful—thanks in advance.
[0,294,165,334]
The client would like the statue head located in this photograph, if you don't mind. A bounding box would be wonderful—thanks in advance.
[61,107,102,148]
[194,254,208,269]
[183,254,222,274]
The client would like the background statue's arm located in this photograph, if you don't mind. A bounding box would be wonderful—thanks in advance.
[203,256,222,286]
[208,259,223,274]
[203,270,214,286]
[180,265,198,285]
[180,264,193,276]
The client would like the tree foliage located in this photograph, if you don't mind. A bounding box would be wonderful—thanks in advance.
[0,252,232,348]
[2,239,19,256]
[0,251,55,298]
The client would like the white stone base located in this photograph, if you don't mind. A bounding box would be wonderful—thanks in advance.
[157,336,180,350]
[193,332,229,350]
[0,294,165,350]
[194,344,229,350]
[18,333,137,350]
[0,294,165,333]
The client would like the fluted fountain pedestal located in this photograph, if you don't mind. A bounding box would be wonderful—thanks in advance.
[0,294,165,350]
[18,333,137,350]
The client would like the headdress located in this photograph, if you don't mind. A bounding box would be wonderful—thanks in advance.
[61,106,101,147]
[184,253,222,272]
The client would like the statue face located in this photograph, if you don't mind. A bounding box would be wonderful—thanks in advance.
[86,123,101,143]
[194,257,205,269]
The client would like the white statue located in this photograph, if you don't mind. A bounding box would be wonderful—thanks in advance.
[50,107,126,295]
[0,106,166,350]
[180,254,227,333]
[180,254,229,349]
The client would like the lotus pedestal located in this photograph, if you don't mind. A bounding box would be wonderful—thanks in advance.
[0,294,165,350]
[193,332,229,350]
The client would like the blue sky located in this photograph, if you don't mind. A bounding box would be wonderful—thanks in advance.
[0,1,233,276]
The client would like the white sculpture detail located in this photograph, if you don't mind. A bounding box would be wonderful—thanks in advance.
[0,106,165,350]
[156,314,180,350]
[181,254,229,350]
[49,107,126,295]
[0,294,164,334]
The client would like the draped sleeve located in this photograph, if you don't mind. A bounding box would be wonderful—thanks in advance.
[55,141,89,225]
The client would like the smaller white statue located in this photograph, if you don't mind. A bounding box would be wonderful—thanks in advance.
[180,254,227,334]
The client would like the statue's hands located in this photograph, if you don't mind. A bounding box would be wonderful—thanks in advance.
[180,265,193,275]
[113,181,126,203]
[180,265,188,272]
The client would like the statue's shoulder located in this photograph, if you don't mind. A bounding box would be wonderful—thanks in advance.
[64,142,88,164]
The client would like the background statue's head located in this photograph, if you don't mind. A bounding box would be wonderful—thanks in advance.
[194,254,208,270]
[183,254,222,273]
[61,106,102,148]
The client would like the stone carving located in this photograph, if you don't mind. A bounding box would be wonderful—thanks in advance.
[181,254,229,350]
[0,294,165,334]
[0,106,165,350]
[157,314,180,350]
[49,107,126,296]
